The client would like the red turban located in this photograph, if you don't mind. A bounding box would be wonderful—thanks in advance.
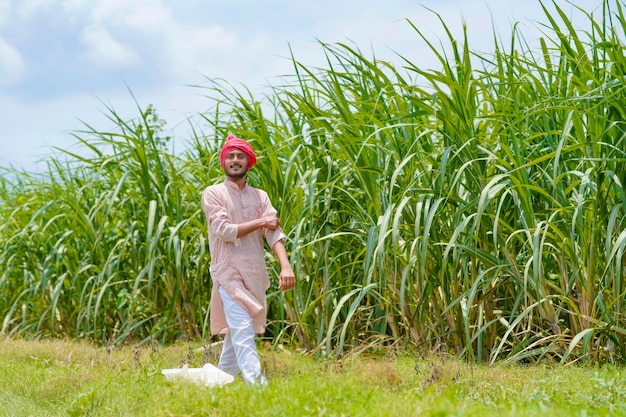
[219,135,257,169]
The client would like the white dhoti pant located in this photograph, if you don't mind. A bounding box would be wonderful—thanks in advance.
[217,286,267,385]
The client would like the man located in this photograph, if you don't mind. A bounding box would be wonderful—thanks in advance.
[201,134,296,385]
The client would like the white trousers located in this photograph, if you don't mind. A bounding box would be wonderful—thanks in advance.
[217,286,267,385]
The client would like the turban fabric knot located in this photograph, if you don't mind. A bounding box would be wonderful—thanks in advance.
[219,135,257,169]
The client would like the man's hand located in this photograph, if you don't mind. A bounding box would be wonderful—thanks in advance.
[262,215,281,230]
[236,215,281,238]
[278,266,296,291]
[271,236,295,291]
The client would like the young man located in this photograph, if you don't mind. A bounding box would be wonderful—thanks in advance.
[201,134,296,385]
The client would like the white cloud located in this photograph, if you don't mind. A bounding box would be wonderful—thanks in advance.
[89,0,132,22]
[90,0,168,26]
[61,0,86,14]
[80,25,140,68]
[0,38,24,86]
[0,0,10,26]
[124,2,172,32]
[15,0,55,18]
[171,25,238,60]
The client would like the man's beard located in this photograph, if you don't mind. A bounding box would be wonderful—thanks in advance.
[225,164,248,179]
[226,171,246,180]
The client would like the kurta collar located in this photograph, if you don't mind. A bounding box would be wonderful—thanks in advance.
[224,178,248,191]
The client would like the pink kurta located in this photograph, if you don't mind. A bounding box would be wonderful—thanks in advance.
[201,180,286,335]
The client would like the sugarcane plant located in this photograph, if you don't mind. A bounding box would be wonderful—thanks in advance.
[1,0,625,364]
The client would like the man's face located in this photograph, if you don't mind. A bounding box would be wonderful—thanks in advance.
[223,149,249,179]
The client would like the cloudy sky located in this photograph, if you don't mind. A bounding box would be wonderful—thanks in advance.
[0,0,613,171]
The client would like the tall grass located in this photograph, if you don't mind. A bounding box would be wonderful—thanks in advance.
[1,1,625,364]
[0,105,211,344]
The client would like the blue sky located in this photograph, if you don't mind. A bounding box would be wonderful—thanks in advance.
[0,0,613,171]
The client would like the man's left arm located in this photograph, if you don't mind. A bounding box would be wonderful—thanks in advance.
[271,240,296,291]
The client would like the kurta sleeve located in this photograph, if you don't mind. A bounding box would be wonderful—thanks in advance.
[201,185,238,243]
[257,189,287,248]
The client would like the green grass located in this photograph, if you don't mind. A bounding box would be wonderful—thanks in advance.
[1,338,625,417]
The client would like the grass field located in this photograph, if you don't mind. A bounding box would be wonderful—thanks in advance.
[1,338,624,417]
